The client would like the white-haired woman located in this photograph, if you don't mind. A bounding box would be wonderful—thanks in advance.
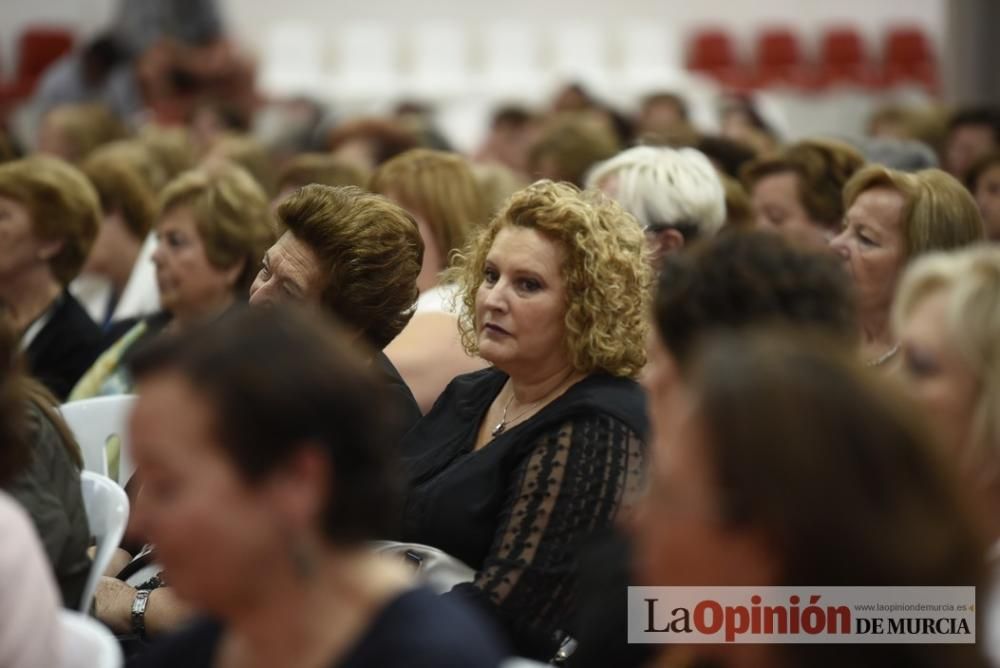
[892,244,1000,666]
[586,146,725,267]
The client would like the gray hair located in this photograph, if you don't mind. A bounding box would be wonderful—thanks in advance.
[585,146,726,238]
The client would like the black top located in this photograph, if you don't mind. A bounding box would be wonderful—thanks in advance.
[25,291,103,401]
[373,351,422,439]
[128,586,508,668]
[399,368,647,659]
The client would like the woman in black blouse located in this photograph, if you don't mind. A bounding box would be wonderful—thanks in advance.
[399,180,653,659]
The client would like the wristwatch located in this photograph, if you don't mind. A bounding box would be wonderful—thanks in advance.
[131,589,152,640]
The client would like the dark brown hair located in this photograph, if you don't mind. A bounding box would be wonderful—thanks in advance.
[277,184,424,350]
[654,231,857,364]
[130,305,400,543]
[686,330,988,668]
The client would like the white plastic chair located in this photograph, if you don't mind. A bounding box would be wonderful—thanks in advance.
[481,21,546,99]
[79,471,130,615]
[258,21,327,98]
[551,22,612,93]
[58,609,123,668]
[331,21,401,100]
[406,20,471,98]
[61,395,138,485]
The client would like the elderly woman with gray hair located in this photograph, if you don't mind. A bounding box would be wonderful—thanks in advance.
[586,146,725,266]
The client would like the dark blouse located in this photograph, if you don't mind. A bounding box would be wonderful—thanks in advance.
[399,368,647,659]
[25,291,103,401]
[128,586,508,668]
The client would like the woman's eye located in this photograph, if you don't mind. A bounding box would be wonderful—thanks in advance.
[483,268,498,284]
[518,278,541,292]
[903,347,939,378]
[258,264,271,280]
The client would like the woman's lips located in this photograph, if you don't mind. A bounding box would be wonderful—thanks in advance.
[483,323,510,336]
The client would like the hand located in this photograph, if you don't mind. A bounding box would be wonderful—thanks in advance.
[94,577,136,634]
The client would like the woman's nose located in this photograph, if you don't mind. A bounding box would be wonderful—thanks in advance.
[828,231,850,261]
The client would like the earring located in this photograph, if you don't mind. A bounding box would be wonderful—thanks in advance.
[290,534,318,580]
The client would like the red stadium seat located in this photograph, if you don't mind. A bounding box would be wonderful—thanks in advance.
[817,26,880,87]
[752,27,817,89]
[881,26,937,92]
[687,28,752,90]
[7,26,76,100]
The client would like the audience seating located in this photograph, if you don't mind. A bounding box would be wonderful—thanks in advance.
[61,395,138,485]
[881,25,938,91]
[79,471,130,615]
[58,609,123,668]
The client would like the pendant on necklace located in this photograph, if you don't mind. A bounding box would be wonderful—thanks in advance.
[491,421,506,437]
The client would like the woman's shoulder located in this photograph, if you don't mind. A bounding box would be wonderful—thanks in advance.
[546,373,648,437]
[344,587,507,668]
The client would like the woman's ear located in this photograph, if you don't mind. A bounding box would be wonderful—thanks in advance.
[37,238,64,262]
[654,228,687,255]
[224,257,247,290]
[266,444,333,534]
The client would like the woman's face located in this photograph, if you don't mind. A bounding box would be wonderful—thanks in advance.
[130,372,290,616]
[974,164,1000,241]
[896,289,980,461]
[629,382,777,588]
[383,190,442,295]
[475,226,569,377]
[81,211,142,292]
[751,172,829,248]
[0,196,57,285]
[152,206,240,322]
[829,187,907,318]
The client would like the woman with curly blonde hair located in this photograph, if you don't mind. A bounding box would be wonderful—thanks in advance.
[398,180,651,660]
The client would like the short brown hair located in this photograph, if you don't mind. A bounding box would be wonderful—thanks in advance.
[0,155,101,285]
[158,161,276,294]
[207,134,276,196]
[843,165,985,258]
[528,114,620,187]
[276,153,369,193]
[448,180,651,377]
[370,149,487,265]
[742,138,866,230]
[81,145,157,241]
[276,185,424,349]
[41,103,127,163]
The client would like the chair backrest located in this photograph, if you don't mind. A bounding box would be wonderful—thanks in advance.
[17,26,75,81]
[58,608,123,668]
[60,395,138,484]
[78,472,129,614]
[259,21,327,97]
[821,27,865,67]
[756,28,802,68]
[687,28,737,72]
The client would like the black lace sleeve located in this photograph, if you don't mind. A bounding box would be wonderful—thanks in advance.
[448,413,646,658]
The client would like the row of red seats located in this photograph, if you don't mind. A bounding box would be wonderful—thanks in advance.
[0,26,76,105]
[687,25,937,93]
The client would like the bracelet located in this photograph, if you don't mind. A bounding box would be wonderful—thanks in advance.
[131,589,152,640]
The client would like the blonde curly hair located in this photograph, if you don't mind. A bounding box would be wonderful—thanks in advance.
[446,180,651,378]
